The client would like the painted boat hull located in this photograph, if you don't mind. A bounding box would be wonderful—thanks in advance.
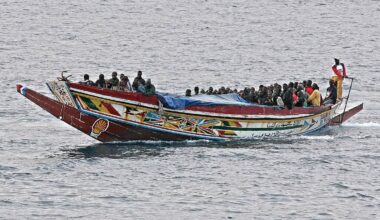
[16,84,194,142]
[16,82,361,142]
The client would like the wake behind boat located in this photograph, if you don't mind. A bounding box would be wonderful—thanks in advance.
[16,62,363,142]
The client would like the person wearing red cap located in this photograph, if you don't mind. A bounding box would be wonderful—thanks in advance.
[331,58,347,99]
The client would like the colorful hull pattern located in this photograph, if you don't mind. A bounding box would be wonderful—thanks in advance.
[44,81,340,141]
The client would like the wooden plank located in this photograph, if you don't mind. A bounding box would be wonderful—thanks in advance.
[329,103,363,126]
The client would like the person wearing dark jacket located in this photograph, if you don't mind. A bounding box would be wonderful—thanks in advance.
[282,86,294,109]
[80,74,94,86]
[324,79,337,105]
[144,79,156,96]
[95,74,106,88]
[132,71,146,91]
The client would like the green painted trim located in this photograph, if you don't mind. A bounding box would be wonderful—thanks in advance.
[80,96,99,111]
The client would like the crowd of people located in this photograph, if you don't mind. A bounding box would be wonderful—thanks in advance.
[184,79,337,109]
[78,59,346,110]
[79,71,156,96]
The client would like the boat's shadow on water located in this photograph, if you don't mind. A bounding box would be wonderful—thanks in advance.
[62,131,335,159]
[60,126,342,159]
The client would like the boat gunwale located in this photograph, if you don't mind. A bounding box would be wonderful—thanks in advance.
[73,89,340,123]
[68,82,334,120]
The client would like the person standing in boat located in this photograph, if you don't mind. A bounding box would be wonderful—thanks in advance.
[331,58,347,99]
[308,83,321,107]
[132,71,146,91]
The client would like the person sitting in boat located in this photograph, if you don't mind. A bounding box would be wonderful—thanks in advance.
[132,71,146,91]
[207,87,214,95]
[144,79,156,96]
[185,89,192,96]
[265,90,274,106]
[282,83,294,109]
[107,71,119,89]
[331,58,347,99]
[324,79,337,105]
[308,83,321,107]
[295,85,308,107]
[95,74,106,88]
[290,82,299,104]
[305,80,314,95]
[79,74,94,86]
[257,86,267,105]
[248,87,258,103]
[280,83,288,97]
[118,75,132,91]
[194,86,199,95]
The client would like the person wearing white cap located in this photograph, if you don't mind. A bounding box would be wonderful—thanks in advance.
[331,58,347,99]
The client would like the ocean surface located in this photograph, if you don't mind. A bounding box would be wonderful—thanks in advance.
[1,0,380,219]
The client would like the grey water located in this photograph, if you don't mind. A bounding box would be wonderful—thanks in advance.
[1,0,380,219]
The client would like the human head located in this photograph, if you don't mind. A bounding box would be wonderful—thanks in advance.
[194,86,199,95]
[329,79,335,86]
[84,74,89,80]
[137,71,142,77]
[146,78,151,85]
[120,73,125,79]
[297,84,304,92]
[283,83,288,91]
[288,82,294,89]
[303,80,307,87]
[186,89,191,96]
[312,83,319,90]
[112,71,117,78]
[99,74,104,80]
[334,58,340,66]
[307,80,312,87]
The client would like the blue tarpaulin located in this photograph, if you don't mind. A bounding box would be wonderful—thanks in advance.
[156,93,251,110]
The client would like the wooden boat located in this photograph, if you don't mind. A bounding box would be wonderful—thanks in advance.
[16,76,363,142]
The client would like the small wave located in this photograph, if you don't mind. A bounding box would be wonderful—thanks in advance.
[296,135,334,140]
[341,122,380,128]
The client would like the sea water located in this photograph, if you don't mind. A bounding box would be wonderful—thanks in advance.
[0,0,379,219]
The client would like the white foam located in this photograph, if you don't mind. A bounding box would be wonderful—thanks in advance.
[298,135,335,140]
[342,122,380,127]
